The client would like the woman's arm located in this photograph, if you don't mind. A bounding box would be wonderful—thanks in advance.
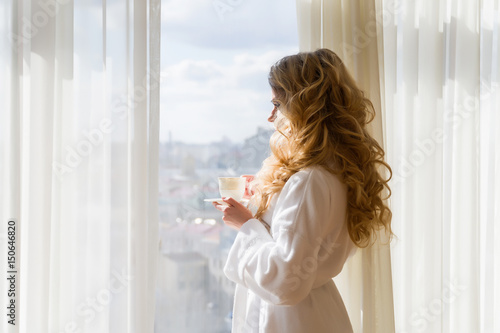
[223,168,349,306]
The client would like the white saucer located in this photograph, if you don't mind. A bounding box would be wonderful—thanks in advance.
[204,198,249,205]
[204,198,226,204]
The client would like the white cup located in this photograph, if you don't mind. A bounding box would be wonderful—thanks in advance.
[218,177,246,202]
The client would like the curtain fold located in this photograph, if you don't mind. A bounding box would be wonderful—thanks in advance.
[297,0,500,331]
[0,0,160,332]
[296,1,396,332]
[382,1,500,332]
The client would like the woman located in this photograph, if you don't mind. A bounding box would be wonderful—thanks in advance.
[213,48,392,333]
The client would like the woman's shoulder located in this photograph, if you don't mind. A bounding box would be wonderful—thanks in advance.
[289,165,342,183]
[286,166,346,194]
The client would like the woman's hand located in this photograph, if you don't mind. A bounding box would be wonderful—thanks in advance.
[213,197,254,230]
[241,174,255,199]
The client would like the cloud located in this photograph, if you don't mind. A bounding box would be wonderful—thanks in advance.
[160,50,294,143]
[159,0,299,143]
[161,0,298,50]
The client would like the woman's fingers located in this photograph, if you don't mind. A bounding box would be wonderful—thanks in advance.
[213,197,253,230]
[212,201,228,211]
[222,196,239,207]
[241,175,255,199]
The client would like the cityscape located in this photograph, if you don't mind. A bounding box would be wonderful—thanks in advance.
[154,127,273,332]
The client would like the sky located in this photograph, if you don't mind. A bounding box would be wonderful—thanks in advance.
[160,0,299,144]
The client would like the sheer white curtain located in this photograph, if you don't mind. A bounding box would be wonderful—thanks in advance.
[0,0,160,332]
[296,1,395,332]
[297,0,500,332]
[381,1,500,332]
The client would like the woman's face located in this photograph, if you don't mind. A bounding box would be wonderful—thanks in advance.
[268,90,279,122]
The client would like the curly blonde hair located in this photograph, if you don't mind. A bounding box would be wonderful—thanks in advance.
[252,48,392,248]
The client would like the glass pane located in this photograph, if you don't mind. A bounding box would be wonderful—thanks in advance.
[156,1,298,332]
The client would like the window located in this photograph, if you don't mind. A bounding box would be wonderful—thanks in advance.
[155,0,298,332]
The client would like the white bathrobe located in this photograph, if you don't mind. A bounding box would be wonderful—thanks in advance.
[223,166,356,332]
